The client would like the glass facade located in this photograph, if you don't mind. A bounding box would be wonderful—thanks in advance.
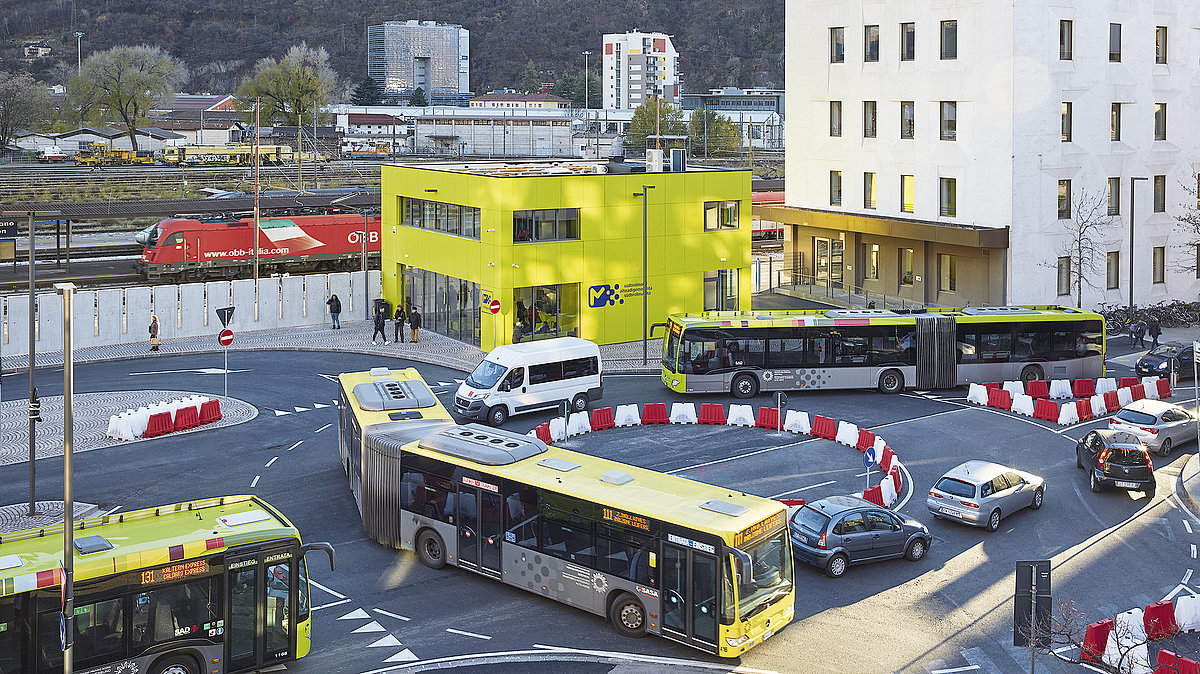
[366,21,469,99]
[403,267,481,346]
[512,283,580,342]
[514,209,580,242]
[405,198,481,239]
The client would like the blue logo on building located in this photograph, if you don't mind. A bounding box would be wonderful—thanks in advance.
[588,284,623,308]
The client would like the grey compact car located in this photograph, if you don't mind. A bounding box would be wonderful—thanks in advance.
[789,495,931,578]
[926,461,1045,532]
[1109,399,1198,457]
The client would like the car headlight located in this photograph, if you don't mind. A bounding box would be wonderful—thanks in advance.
[477,392,490,400]
[1158,361,1169,370]
[726,635,751,648]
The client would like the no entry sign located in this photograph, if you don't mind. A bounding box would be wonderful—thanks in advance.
[218,329,234,347]
[489,299,501,315]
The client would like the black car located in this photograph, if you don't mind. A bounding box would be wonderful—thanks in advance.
[1136,344,1195,380]
[1075,429,1156,495]
[789,495,931,578]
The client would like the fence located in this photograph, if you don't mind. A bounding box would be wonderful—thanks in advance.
[768,272,928,311]
[1,270,381,357]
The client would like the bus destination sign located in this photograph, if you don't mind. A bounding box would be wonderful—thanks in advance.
[733,511,786,549]
[602,507,650,532]
[140,559,208,585]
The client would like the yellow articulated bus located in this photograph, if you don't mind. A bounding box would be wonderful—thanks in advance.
[337,366,794,657]
[0,495,333,674]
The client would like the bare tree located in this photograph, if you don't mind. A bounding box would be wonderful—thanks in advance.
[0,72,51,150]
[1172,170,1200,275]
[1044,187,1114,308]
[236,43,337,126]
[81,45,188,151]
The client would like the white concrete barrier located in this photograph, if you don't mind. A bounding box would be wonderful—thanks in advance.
[727,404,755,427]
[835,421,859,447]
[783,410,811,434]
[1090,394,1108,417]
[670,402,698,424]
[1117,387,1134,407]
[1142,377,1161,400]
[1176,595,1200,632]
[1057,403,1079,426]
[614,404,641,427]
[1097,377,1118,394]
[566,412,591,437]
[1011,394,1035,417]
[1049,379,1073,399]
[1002,381,1025,400]
[880,478,897,507]
[966,383,989,406]
[549,416,567,442]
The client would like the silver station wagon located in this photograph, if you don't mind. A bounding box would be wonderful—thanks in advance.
[926,461,1045,532]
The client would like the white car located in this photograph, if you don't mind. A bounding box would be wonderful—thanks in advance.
[1109,399,1198,457]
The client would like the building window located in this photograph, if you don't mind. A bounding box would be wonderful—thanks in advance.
[939,178,956,217]
[1057,257,1071,296]
[1059,20,1073,60]
[513,208,580,242]
[1153,246,1165,284]
[404,198,481,239]
[900,175,914,213]
[1154,103,1167,141]
[512,283,579,342]
[1107,252,1120,289]
[829,170,842,206]
[1058,180,1071,219]
[830,27,845,63]
[940,20,957,59]
[864,25,880,62]
[704,201,739,231]
[1111,103,1121,141]
[829,101,842,137]
[1061,102,1072,142]
[866,243,879,280]
[900,248,914,286]
[940,101,956,140]
[703,269,739,311]
[1109,23,1121,62]
[938,254,956,292]
[900,101,915,139]
[1156,26,1168,64]
[900,23,915,61]
[863,100,877,138]
[1153,175,1166,213]
[863,172,876,209]
[1108,177,1120,216]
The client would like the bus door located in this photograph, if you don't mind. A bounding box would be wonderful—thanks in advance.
[660,543,719,651]
[456,481,503,577]
[225,543,298,673]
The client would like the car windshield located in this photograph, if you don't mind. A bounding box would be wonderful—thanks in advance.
[791,506,830,534]
[934,477,976,498]
[736,530,793,621]
[1109,448,1148,466]
[1147,345,1177,357]
[1116,409,1157,425]
[466,360,507,389]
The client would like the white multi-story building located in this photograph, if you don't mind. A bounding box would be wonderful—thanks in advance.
[367,20,471,105]
[782,1,1200,308]
[602,31,682,109]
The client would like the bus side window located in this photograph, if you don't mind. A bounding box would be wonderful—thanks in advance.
[504,485,539,548]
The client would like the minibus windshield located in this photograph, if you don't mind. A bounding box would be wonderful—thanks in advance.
[466,360,507,389]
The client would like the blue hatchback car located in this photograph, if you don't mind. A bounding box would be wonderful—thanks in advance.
[789,495,931,578]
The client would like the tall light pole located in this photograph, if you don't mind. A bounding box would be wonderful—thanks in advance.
[634,185,655,364]
[74,32,83,77]
[1129,176,1147,316]
[582,50,592,156]
[55,281,77,674]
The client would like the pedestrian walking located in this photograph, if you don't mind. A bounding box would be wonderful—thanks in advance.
[409,307,422,343]
[1131,320,1146,348]
[393,304,407,343]
[371,305,389,344]
[1148,317,1162,349]
[326,294,342,329]
[148,314,160,351]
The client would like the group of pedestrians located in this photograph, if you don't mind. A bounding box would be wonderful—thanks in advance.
[1130,316,1162,349]
[326,293,422,345]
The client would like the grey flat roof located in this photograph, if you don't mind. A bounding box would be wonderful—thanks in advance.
[2,193,379,219]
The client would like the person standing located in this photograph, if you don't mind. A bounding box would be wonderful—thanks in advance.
[1131,320,1146,348]
[326,294,342,329]
[393,304,407,343]
[1148,317,1162,349]
[371,305,389,345]
[409,307,422,343]
[148,314,160,351]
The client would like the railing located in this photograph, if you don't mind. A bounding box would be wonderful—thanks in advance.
[770,271,929,311]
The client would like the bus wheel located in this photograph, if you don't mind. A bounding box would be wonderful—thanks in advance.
[1020,365,1044,384]
[609,593,647,638]
[877,369,904,394]
[731,373,759,399]
[152,655,199,674]
[417,529,446,569]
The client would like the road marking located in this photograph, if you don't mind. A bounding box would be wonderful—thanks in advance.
[313,402,330,409]
[1185,569,1193,585]
[446,628,491,640]
[250,475,260,488]
[373,608,411,622]
[311,598,351,611]
[265,456,278,467]
[1053,645,1075,654]
[383,649,419,663]
[1163,584,1198,602]
[1191,544,1196,559]
[129,367,250,376]
[367,634,402,648]
[1186,520,1193,534]
[315,423,331,433]
[770,480,836,498]
[338,608,370,620]
[930,667,979,674]
[866,408,967,430]
[896,462,916,510]
[294,406,310,412]
[668,437,819,474]
[353,621,386,633]
[310,580,347,599]
[286,441,302,452]
[100,506,122,516]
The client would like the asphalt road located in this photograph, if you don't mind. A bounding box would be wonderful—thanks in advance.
[2,348,1197,673]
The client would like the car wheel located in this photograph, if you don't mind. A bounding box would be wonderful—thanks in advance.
[487,405,508,426]
[416,529,446,569]
[1146,480,1157,497]
[609,593,647,638]
[878,369,905,394]
[1031,488,1044,510]
[1076,451,1083,469]
[731,373,759,399]
[571,393,589,413]
[985,509,1001,532]
[1090,472,1103,493]
[1020,365,1044,384]
[905,539,927,562]
[1158,437,1172,458]
[824,553,849,578]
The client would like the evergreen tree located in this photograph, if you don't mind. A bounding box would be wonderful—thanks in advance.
[351,76,385,106]
[551,74,579,106]
[408,87,427,106]
[519,60,541,93]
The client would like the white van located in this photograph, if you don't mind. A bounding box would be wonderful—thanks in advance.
[454,337,603,426]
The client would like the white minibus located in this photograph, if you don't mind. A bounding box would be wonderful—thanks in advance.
[454,337,603,425]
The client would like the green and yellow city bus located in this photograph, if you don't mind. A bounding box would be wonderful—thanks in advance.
[0,495,333,674]
[661,306,1106,397]
[338,367,793,657]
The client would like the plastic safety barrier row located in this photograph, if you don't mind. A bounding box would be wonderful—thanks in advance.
[670,402,698,424]
[987,388,1012,410]
[1155,650,1200,674]
[1011,394,1035,418]
[783,410,811,434]
[698,403,726,425]
[108,396,217,441]
[1048,379,1073,400]
[641,402,669,425]
[727,404,755,427]
[591,407,615,431]
[811,415,837,440]
[1057,402,1079,426]
[1074,399,1093,422]
[566,412,591,437]
[1026,379,1050,399]
[855,429,876,453]
[966,383,989,406]
[1073,378,1096,398]
[1119,376,1140,389]
[835,421,859,447]
[1144,600,1178,640]
[755,407,780,430]
[1033,398,1058,422]
[614,404,641,427]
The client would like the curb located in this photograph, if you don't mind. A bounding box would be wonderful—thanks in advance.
[1179,453,1200,514]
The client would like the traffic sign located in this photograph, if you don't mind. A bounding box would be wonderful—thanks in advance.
[218,329,234,347]
[216,306,235,328]
[489,299,501,315]
[863,446,876,469]
[59,612,66,651]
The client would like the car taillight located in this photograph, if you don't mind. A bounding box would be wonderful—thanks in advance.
[959,501,978,509]
[929,491,942,498]
[1146,453,1154,471]
[1098,449,1110,470]
[1143,427,1159,435]
[816,531,827,549]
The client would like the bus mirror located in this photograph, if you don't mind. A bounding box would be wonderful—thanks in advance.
[649,322,669,338]
[301,542,336,571]
[730,548,753,587]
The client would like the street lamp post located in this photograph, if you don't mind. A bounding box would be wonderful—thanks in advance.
[74,32,83,77]
[634,185,655,364]
[55,281,77,674]
[1129,176,1148,316]
[582,50,592,156]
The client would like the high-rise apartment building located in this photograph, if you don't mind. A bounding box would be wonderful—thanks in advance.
[780,1,1199,307]
[602,31,682,109]
[367,20,470,105]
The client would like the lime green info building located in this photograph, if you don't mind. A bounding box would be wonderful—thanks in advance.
[380,159,751,351]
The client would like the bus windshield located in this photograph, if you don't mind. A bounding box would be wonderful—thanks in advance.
[736,530,792,621]
[466,360,507,389]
